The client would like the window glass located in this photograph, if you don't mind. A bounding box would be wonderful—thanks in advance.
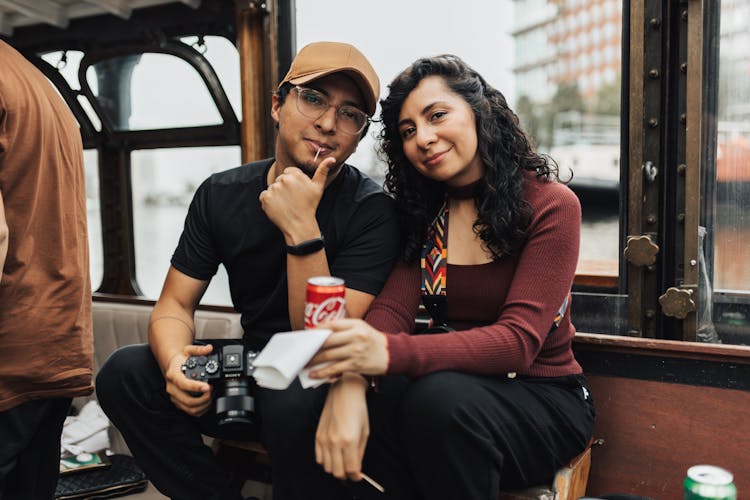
[513,0,622,284]
[714,0,750,294]
[710,0,750,344]
[84,150,103,291]
[39,51,102,131]
[131,146,241,305]
[41,50,84,91]
[77,95,102,131]
[180,36,242,120]
[85,53,223,130]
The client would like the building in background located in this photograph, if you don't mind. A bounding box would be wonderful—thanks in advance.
[512,0,622,108]
[512,0,622,198]
[719,0,750,124]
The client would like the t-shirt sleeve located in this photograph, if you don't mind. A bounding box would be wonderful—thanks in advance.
[171,178,220,280]
[329,193,401,297]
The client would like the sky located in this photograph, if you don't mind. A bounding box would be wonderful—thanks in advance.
[295,0,516,171]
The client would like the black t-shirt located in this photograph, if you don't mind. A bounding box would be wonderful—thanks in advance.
[171,158,401,348]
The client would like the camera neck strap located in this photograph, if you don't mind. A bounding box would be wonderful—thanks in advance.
[421,199,449,327]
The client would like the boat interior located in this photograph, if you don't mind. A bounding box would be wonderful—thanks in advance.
[2,1,749,498]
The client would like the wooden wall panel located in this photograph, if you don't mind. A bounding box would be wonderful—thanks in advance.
[585,375,750,499]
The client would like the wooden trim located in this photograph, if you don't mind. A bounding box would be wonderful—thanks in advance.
[575,331,750,363]
[575,259,618,288]
[681,0,704,341]
[92,293,236,314]
[575,329,750,389]
[626,0,645,335]
[236,0,269,163]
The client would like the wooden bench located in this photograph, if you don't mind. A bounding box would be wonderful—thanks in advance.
[216,439,594,500]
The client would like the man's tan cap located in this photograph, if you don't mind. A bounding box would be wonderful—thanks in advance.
[279,41,380,116]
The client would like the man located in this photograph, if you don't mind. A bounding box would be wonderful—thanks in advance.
[96,42,401,500]
[0,40,93,499]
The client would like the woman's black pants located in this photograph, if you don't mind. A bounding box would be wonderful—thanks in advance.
[96,344,594,500]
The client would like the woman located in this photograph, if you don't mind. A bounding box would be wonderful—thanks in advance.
[308,55,595,499]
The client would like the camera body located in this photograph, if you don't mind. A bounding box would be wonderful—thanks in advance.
[182,341,259,426]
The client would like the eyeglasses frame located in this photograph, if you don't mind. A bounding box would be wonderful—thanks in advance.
[293,85,371,136]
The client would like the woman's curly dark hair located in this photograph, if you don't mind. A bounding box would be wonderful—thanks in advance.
[379,55,558,262]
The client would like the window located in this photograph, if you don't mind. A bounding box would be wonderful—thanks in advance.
[130,146,241,306]
[74,37,240,304]
[711,0,750,341]
[85,53,223,131]
[83,150,103,291]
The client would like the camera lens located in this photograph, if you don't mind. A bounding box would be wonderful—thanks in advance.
[215,378,255,426]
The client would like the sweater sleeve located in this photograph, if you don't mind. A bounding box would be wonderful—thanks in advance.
[364,259,423,334]
[385,181,582,378]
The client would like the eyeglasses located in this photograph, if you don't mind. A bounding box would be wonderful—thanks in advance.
[294,86,370,136]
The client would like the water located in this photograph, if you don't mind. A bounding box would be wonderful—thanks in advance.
[579,208,619,265]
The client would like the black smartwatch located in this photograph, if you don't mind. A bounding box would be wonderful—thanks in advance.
[286,236,325,256]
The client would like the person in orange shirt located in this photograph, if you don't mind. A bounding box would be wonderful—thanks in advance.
[0,40,93,500]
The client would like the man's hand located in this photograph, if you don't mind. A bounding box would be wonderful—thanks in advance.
[164,344,213,417]
[315,373,369,482]
[260,157,336,243]
[308,319,389,379]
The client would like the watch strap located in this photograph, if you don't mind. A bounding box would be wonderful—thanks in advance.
[286,236,325,256]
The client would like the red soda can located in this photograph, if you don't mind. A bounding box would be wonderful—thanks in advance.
[305,276,346,328]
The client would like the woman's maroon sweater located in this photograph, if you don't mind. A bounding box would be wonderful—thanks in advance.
[365,175,584,378]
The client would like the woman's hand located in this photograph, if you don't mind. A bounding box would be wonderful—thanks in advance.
[315,373,370,481]
[308,319,389,379]
[164,344,213,417]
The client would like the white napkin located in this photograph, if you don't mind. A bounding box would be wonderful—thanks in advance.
[252,329,332,390]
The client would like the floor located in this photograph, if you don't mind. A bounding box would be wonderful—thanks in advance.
[127,480,272,500]
[129,482,167,499]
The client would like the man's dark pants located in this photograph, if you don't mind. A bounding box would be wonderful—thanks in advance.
[0,397,72,500]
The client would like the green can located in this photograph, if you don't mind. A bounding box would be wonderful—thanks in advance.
[684,465,736,500]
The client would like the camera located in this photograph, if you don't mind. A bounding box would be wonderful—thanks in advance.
[182,341,259,426]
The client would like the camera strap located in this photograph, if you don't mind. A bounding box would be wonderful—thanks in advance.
[420,199,449,328]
